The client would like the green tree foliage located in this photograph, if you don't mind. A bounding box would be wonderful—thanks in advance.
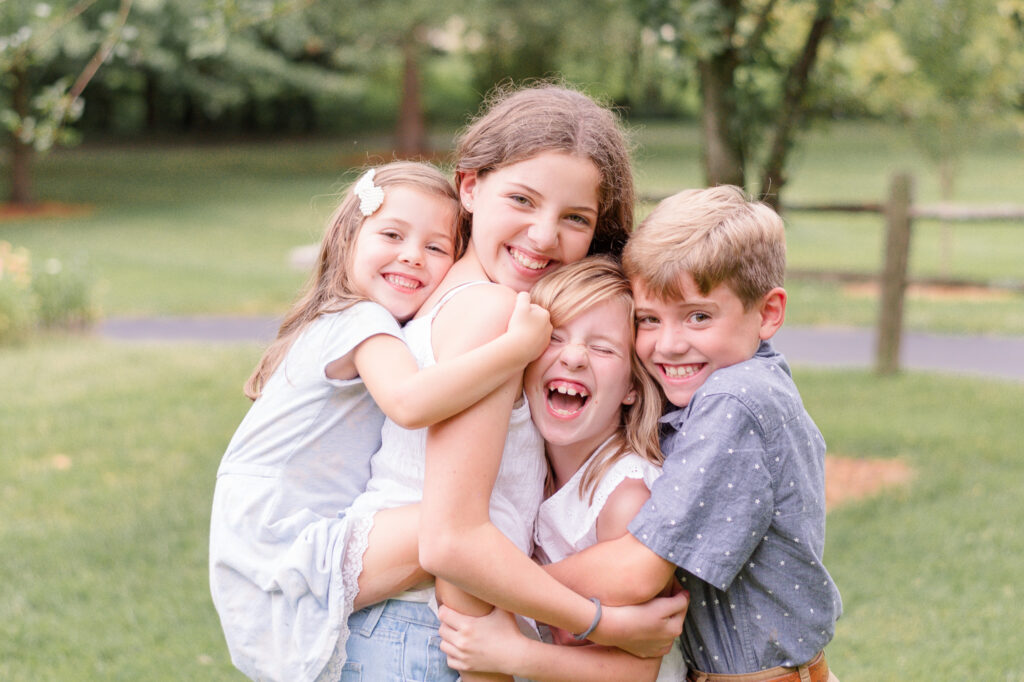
[833,0,1024,196]
[334,0,464,154]
[7,0,1021,212]
[826,0,1024,275]
[93,0,366,133]
[632,0,856,206]
[1,0,132,204]
[457,0,688,115]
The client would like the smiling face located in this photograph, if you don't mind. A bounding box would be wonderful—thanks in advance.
[525,297,636,463]
[459,152,601,292]
[633,273,767,409]
[350,186,457,322]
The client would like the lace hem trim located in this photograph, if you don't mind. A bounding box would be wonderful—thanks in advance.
[314,511,375,682]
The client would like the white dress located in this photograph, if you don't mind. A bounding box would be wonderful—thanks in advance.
[534,446,688,682]
[209,301,403,682]
[318,281,547,680]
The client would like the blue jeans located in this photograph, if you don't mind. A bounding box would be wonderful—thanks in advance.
[342,599,458,682]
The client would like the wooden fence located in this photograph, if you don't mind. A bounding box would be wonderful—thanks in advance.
[790,173,1024,375]
[645,176,1024,375]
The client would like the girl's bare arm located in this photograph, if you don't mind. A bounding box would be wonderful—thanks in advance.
[544,478,678,606]
[418,285,599,632]
[417,285,686,656]
[439,606,661,682]
[340,292,551,429]
[544,531,678,607]
[437,479,676,681]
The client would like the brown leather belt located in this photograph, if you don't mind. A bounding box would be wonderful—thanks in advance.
[687,651,830,682]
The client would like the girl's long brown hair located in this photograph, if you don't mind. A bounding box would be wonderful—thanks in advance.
[454,80,636,259]
[244,161,459,400]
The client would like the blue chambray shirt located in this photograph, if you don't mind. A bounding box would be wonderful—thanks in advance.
[628,341,842,673]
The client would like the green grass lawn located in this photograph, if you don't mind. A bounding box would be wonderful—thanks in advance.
[0,338,260,681]
[1,338,1022,681]
[1,121,1022,333]
[2,121,1021,681]
[802,371,1024,680]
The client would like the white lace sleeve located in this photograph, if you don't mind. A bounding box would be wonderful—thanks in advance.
[575,454,662,546]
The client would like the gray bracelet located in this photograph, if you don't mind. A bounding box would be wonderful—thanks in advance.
[573,597,602,641]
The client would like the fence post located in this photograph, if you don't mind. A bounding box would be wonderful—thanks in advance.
[875,172,914,375]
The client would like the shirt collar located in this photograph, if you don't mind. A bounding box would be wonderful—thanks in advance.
[656,339,782,432]
[659,405,688,432]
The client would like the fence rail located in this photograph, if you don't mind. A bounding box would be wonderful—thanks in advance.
[643,180,1024,375]
[797,176,1024,375]
[784,202,1024,221]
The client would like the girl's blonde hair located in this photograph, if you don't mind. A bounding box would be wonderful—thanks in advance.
[454,81,635,258]
[529,256,663,503]
[244,161,459,400]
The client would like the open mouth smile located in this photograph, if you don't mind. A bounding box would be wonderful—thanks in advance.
[546,379,590,417]
[508,246,551,271]
[661,363,705,380]
[383,273,424,291]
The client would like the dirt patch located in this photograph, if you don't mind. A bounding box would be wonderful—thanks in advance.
[825,455,913,511]
[843,281,1013,302]
[0,202,94,221]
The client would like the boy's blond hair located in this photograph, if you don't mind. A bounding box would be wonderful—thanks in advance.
[623,185,786,309]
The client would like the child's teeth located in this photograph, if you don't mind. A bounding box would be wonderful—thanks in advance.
[385,274,419,289]
[665,364,700,378]
[551,383,588,397]
[511,249,549,270]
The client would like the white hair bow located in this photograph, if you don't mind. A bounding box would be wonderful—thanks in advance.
[354,169,385,216]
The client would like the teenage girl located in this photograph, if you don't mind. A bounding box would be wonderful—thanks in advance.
[339,84,688,682]
[436,256,687,682]
[209,161,552,682]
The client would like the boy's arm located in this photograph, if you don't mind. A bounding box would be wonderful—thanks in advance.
[629,392,774,592]
[545,533,677,606]
[438,606,662,682]
[544,478,677,606]
[417,286,685,658]
[351,292,551,429]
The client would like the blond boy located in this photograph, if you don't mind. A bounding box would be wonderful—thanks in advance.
[611,186,842,680]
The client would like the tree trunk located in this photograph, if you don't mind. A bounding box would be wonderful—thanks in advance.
[396,31,427,158]
[8,65,34,206]
[698,57,745,188]
[938,157,956,277]
[145,72,159,132]
[757,0,835,211]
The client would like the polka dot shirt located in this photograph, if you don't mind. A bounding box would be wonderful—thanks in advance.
[628,341,842,673]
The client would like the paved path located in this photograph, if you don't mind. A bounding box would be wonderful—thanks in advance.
[98,316,1024,383]
[772,327,1024,382]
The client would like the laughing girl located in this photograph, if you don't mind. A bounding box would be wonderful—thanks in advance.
[438,256,687,682]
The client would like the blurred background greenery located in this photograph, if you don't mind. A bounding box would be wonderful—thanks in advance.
[2,1,1023,681]
[3,0,1023,210]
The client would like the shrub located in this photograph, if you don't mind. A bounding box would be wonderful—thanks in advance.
[0,278,36,344]
[0,241,35,344]
[31,256,98,329]
[0,242,98,344]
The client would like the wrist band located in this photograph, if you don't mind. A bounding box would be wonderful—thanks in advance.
[573,597,602,641]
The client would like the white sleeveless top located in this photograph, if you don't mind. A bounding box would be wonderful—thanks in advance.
[533,444,688,682]
[317,283,546,681]
[347,280,546,585]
